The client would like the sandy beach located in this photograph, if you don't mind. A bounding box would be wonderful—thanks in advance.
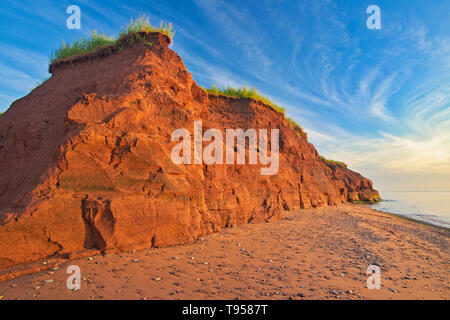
[0,203,448,300]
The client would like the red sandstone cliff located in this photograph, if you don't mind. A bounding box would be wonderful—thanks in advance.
[0,32,380,269]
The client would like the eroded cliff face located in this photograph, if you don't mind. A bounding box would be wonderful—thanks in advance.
[0,32,380,269]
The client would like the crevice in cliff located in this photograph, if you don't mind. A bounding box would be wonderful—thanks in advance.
[81,198,115,250]
[43,228,64,256]
[150,233,156,248]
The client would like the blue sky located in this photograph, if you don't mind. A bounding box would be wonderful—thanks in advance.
[1,0,449,191]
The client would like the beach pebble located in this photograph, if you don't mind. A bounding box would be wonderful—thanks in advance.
[43,279,54,283]
[132,259,139,263]
[153,277,162,281]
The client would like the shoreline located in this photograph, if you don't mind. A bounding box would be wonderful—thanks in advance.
[371,191,450,231]
[0,203,448,300]
[369,205,450,232]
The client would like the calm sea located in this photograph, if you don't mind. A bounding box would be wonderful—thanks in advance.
[371,191,450,229]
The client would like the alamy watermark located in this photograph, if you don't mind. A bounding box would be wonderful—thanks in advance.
[66,5,81,30]
[366,5,381,30]
[66,265,81,291]
[366,264,381,289]
[171,121,279,175]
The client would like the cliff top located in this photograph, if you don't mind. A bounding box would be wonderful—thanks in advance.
[49,15,174,73]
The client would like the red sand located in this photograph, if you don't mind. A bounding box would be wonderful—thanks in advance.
[0,204,448,300]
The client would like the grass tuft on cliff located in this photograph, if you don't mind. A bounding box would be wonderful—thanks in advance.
[203,85,307,137]
[204,86,285,114]
[286,118,304,134]
[50,15,175,63]
[320,156,348,168]
[119,16,175,39]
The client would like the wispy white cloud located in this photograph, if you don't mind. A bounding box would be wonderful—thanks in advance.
[0,43,50,109]
[0,44,49,76]
[369,102,394,121]
[279,1,450,191]
[0,63,37,92]
[177,48,243,88]
[192,0,274,73]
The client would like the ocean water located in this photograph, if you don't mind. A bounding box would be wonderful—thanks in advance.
[371,191,450,229]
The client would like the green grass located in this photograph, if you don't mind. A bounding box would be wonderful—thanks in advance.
[0,112,3,117]
[203,85,307,137]
[118,16,175,39]
[50,30,116,62]
[286,118,302,131]
[320,156,348,168]
[50,15,175,64]
[204,86,285,114]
